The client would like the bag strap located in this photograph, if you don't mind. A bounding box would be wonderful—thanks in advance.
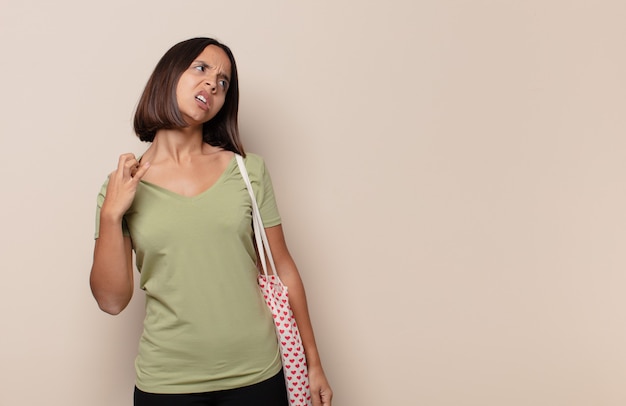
[235,154,283,284]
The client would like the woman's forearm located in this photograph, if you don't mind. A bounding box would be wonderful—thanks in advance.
[89,212,134,315]
[266,224,333,405]
[279,267,324,368]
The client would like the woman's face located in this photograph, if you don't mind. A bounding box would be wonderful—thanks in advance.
[176,45,232,127]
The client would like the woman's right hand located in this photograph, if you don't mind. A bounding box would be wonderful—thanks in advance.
[101,153,150,220]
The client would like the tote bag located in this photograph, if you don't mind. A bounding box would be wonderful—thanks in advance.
[236,154,312,406]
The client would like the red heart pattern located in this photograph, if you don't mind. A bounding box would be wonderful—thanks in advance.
[259,274,312,406]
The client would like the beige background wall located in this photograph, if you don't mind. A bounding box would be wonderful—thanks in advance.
[1,1,625,405]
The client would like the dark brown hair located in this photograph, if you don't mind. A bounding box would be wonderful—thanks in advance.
[133,37,244,155]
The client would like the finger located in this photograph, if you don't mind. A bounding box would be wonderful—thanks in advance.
[128,160,141,177]
[322,391,332,406]
[311,390,322,406]
[117,153,135,167]
[132,162,151,181]
[116,153,136,175]
[124,158,138,170]
[319,386,332,406]
[123,158,139,178]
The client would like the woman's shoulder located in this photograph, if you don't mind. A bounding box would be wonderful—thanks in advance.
[243,152,268,169]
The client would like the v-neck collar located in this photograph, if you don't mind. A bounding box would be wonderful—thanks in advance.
[138,155,236,201]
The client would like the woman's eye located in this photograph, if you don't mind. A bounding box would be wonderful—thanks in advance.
[194,65,205,72]
[219,80,229,90]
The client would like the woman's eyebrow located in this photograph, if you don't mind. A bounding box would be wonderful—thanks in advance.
[193,60,211,68]
[194,60,230,81]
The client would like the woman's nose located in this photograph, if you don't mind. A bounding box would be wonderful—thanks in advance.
[205,77,217,92]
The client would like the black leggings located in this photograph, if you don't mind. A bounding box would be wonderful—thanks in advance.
[133,370,288,406]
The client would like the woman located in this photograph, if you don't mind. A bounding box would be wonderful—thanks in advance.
[90,37,332,406]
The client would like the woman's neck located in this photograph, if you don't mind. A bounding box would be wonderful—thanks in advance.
[146,126,208,164]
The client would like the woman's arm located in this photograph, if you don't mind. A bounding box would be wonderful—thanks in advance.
[265,225,333,406]
[89,154,150,315]
[90,228,134,315]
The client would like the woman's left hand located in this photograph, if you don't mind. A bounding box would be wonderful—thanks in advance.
[308,365,333,406]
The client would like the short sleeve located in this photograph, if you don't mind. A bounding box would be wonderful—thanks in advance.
[244,154,282,227]
[94,177,130,239]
